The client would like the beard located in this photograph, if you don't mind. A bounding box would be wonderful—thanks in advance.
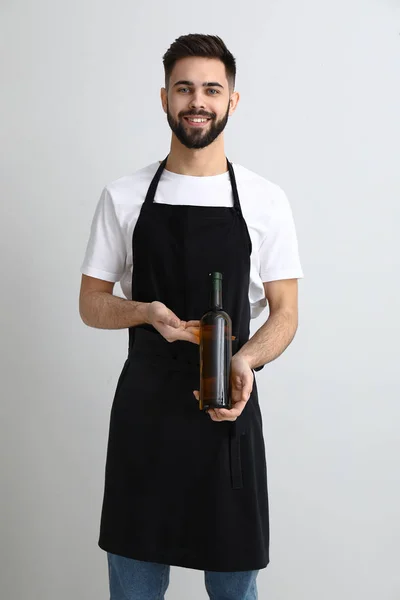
[166,103,230,150]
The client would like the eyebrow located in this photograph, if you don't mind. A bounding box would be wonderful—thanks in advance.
[173,80,224,89]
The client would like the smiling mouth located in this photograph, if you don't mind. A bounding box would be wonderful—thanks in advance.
[183,116,211,126]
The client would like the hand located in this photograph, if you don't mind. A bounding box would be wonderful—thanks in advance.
[193,354,254,421]
[147,301,200,344]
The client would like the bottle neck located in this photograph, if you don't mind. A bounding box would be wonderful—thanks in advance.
[210,275,223,310]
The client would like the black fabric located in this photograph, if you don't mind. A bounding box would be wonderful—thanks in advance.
[98,157,270,571]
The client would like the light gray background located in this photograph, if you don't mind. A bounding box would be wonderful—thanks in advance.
[1,0,399,598]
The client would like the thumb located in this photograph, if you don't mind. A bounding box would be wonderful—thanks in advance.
[166,314,180,328]
[242,379,253,402]
[239,371,253,403]
[231,374,247,404]
[159,307,181,328]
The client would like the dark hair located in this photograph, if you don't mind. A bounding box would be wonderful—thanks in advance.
[162,34,236,90]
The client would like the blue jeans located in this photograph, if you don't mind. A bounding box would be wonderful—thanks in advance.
[107,552,258,600]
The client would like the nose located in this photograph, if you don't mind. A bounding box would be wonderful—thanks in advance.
[188,90,206,110]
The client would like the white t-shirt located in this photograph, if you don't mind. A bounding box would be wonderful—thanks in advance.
[81,161,304,319]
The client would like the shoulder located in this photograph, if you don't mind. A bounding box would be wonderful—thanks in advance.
[232,163,290,216]
[103,162,159,209]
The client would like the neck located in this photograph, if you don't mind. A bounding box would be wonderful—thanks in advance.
[165,134,227,176]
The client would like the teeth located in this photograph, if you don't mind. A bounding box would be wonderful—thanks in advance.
[188,118,208,123]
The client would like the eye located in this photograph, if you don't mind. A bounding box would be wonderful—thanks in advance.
[177,87,190,93]
[207,89,220,95]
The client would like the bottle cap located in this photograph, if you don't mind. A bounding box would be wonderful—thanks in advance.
[209,272,223,280]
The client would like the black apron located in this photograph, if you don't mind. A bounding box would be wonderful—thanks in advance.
[98,157,270,572]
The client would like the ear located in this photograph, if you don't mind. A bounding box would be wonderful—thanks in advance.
[160,87,168,114]
[228,91,240,116]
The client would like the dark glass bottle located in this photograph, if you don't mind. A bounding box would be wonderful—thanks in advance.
[199,272,232,411]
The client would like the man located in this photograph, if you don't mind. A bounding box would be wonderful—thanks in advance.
[80,34,303,600]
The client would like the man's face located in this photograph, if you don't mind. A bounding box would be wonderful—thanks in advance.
[161,57,238,150]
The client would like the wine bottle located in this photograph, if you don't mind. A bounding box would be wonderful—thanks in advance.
[199,272,232,411]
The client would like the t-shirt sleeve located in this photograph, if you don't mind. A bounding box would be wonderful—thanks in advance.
[259,187,304,282]
[80,187,126,282]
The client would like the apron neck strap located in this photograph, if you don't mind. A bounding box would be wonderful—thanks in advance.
[143,155,242,215]
[226,159,242,215]
[143,157,168,207]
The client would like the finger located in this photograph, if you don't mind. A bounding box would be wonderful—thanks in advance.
[214,406,239,421]
[208,407,235,422]
[185,329,200,344]
[168,318,181,328]
[231,387,251,406]
[206,407,238,422]
[231,375,253,405]
[241,378,254,403]
[176,329,200,345]
[231,383,245,405]
[157,315,181,329]
[163,308,182,329]
[186,320,200,328]
[222,402,246,419]
[193,391,199,402]
[207,408,219,421]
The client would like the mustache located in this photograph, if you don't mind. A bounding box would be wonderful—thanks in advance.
[179,109,216,120]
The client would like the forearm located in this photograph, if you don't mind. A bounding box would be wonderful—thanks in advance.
[79,291,150,330]
[236,308,298,370]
